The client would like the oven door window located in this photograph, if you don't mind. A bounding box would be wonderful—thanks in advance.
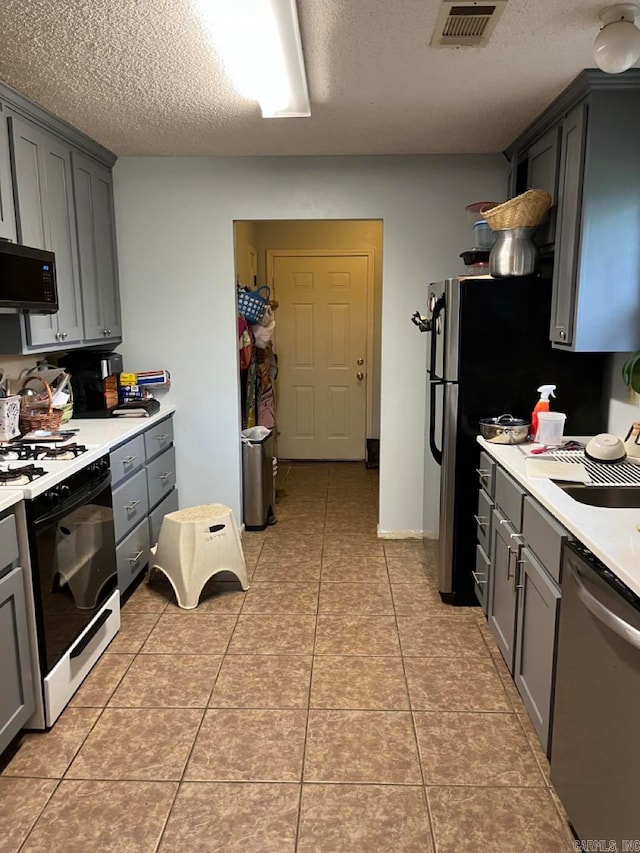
[34,483,116,674]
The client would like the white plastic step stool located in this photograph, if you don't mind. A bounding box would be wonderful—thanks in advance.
[148,504,249,609]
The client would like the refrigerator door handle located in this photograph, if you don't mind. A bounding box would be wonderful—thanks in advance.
[429,379,444,466]
[428,295,446,381]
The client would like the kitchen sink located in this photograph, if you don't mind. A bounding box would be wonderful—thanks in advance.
[557,485,640,508]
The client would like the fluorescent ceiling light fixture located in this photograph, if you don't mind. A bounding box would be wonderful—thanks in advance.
[593,3,640,74]
[194,0,310,117]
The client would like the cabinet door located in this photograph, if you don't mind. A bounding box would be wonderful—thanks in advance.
[488,508,519,673]
[514,547,560,756]
[8,114,58,347]
[72,153,121,342]
[527,127,560,247]
[9,115,83,347]
[0,566,36,754]
[550,103,587,347]
[40,137,83,344]
[0,104,16,241]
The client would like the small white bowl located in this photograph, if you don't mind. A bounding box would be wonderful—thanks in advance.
[585,433,626,463]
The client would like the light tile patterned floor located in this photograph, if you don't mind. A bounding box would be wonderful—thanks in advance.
[0,462,575,852]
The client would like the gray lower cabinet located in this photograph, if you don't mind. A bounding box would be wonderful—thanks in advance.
[480,457,566,757]
[110,415,178,598]
[71,152,121,344]
[0,509,35,755]
[488,508,519,672]
[116,519,151,596]
[514,546,561,754]
[8,113,83,347]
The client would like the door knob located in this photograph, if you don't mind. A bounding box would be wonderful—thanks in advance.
[356,372,364,380]
[357,358,364,365]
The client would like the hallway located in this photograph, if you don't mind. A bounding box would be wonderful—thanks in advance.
[0,462,574,852]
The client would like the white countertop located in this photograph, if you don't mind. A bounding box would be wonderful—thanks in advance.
[0,490,24,513]
[69,406,176,452]
[1,406,176,499]
[478,437,640,598]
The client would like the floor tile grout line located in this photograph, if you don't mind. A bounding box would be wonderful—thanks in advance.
[16,776,64,853]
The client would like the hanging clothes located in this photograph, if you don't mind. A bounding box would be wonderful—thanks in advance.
[256,343,276,428]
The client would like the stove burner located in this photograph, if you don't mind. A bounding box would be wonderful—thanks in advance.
[0,445,37,461]
[0,442,88,462]
[31,443,87,460]
[0,464,47,484]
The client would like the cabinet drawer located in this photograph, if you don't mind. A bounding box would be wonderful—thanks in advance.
[110,435,145,487]
[474,543,490,614]
[116,518,150,596]
[0,513,19,571]
[522,497,568,584]
[477,451,496,498]
[144,418,174,462]
[494,467,525,532]
[475,488,494,553]
[112,468,149,542]
[149,488,179,546]
[146,446,176,510]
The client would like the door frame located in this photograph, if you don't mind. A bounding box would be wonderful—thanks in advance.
[266,248,376,441]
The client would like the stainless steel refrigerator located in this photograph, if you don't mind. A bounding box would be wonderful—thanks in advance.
[425,276,606,605]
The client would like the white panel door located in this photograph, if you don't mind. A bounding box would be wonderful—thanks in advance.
[274,254,368,459]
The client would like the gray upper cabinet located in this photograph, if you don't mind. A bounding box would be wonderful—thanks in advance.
[527,126,560,248]
[72,153,121,343]
[0,82,118,354]
[506,70,640,352]
[550,104,586,348]
[8,114,83,347]
[0,103,16,242]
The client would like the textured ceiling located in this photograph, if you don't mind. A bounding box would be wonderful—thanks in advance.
[0,0,605,156]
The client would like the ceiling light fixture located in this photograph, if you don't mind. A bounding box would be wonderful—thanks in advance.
[194,0,310,117]
[593,3,640,74]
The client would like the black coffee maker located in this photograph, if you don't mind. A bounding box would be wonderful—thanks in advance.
[59,351,123,418]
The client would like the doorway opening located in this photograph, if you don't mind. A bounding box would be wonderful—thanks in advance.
[234,219,383,526]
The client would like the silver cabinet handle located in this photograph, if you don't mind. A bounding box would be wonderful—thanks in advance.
[156,434,169,441]
[471,570,487,585]
[510,532,525,541]
[559,330,566,340]
[61,331,68,339]
[124,499,141,511]
[158,472,171,481]
[55,331,61,340]
[474,514,488,527]
[476,468,490,477]
[123,455,137,465]
[103,329,109,336]
[499,519,511,525]
[128,550,144,565]
[107,329,111,335]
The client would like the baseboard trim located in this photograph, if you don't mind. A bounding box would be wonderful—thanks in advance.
[377,529,424,539]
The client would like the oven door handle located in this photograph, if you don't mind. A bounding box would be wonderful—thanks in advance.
[569,563,640,651]
[69,608,112,659]
[32,471,112,531]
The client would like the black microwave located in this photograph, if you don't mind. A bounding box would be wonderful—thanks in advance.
[0,241,58,313]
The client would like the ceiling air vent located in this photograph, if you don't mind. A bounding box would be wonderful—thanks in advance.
[430,1,507,48]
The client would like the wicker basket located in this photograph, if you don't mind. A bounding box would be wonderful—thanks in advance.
[18,376,63,433]
[482,189,552,231]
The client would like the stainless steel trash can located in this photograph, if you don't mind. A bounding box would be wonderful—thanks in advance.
[242,429,276,530]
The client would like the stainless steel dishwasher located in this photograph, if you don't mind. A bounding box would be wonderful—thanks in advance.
[551,540,640,844]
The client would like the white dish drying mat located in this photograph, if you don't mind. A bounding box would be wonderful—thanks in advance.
[542,449,640,486]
